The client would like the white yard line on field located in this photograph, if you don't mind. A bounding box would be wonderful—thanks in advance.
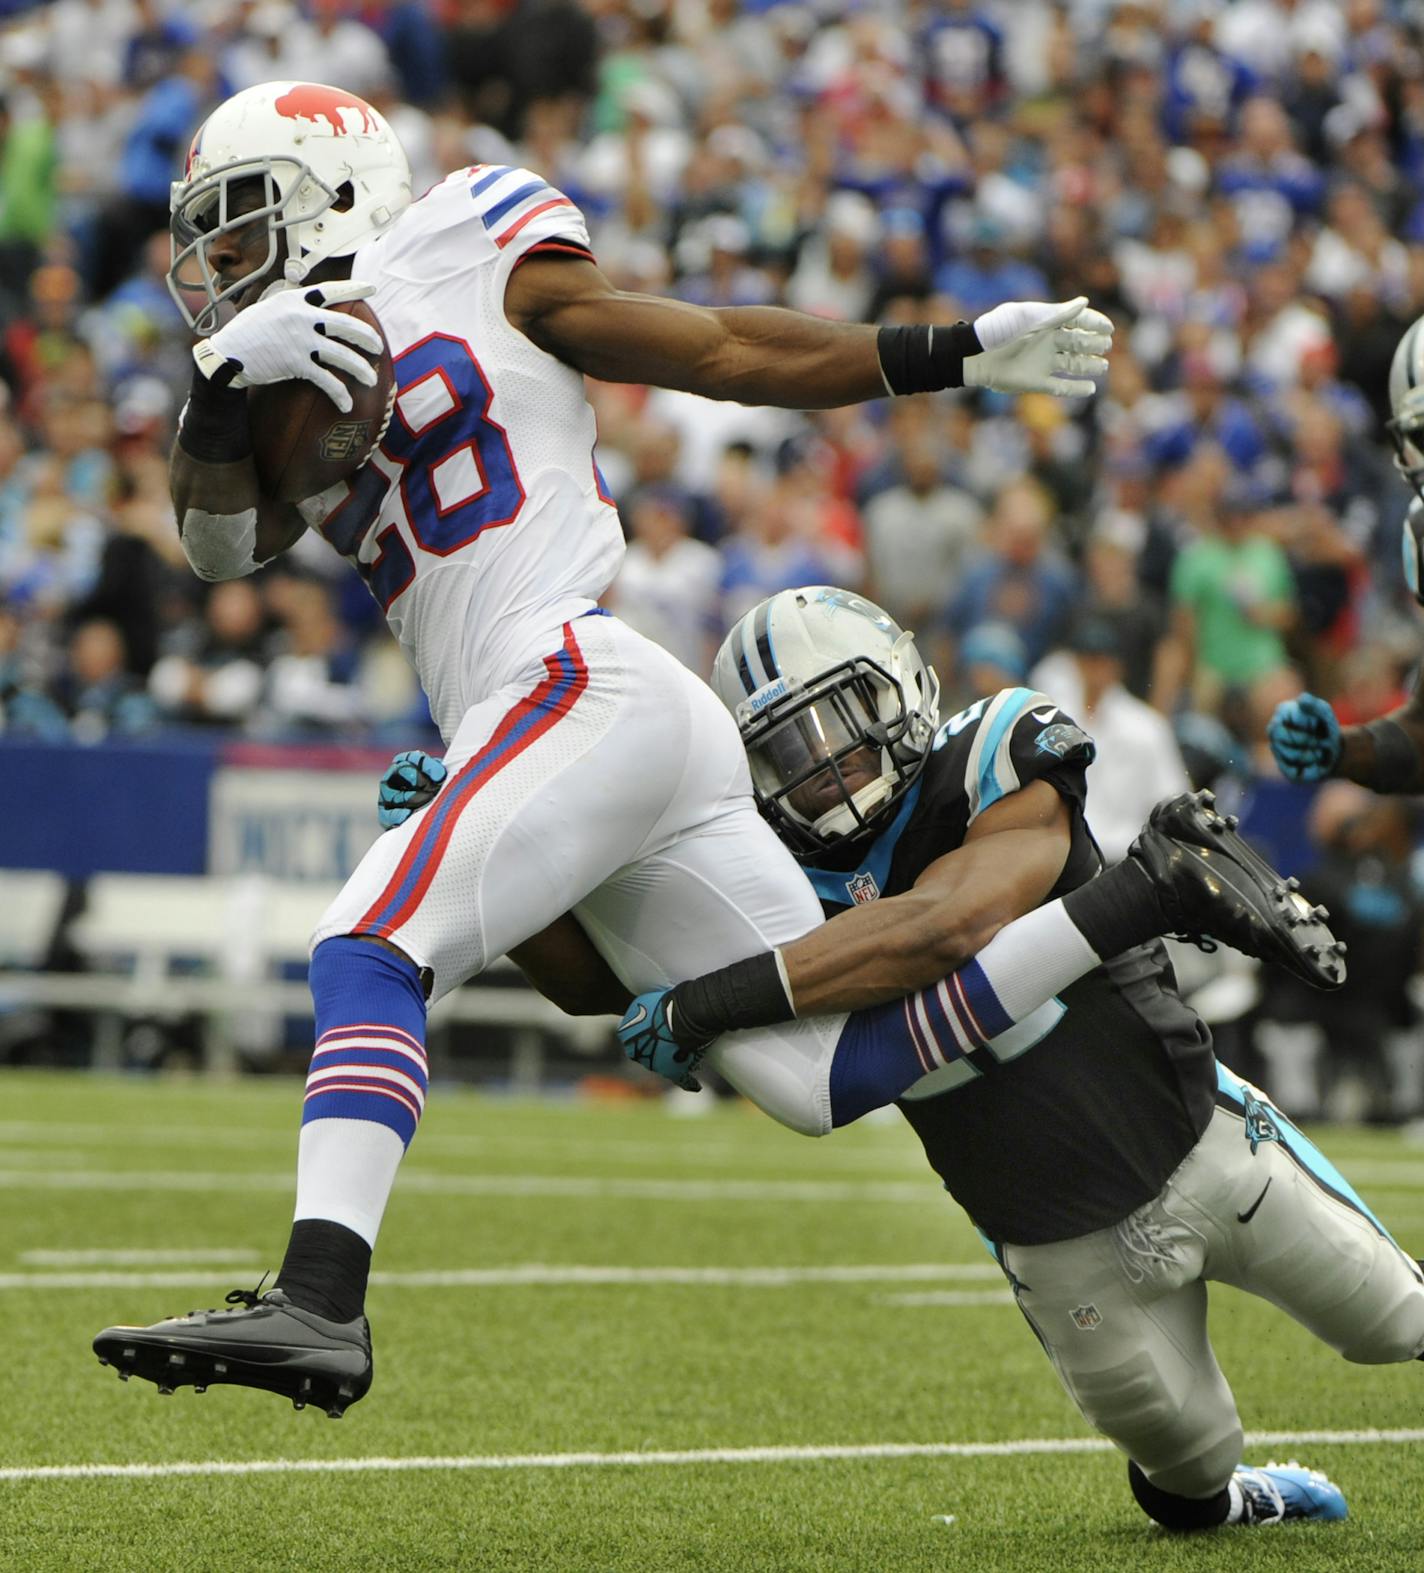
[0,1167,941,1204]
[4,1431,1423,1484]
[0,1120,922,1173]
[17,1249,261,1267]
[0,1262,1004,1291]
[878,1291,1015,1307]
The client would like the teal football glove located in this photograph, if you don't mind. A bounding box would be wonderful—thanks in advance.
[378,749,448,829]
[1267,693,1341,782]
[618,989,712,1092]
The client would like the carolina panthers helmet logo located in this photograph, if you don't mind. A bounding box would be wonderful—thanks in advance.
[810,587,895,631]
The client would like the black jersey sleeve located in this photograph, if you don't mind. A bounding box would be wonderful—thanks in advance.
[958,687,1095,826]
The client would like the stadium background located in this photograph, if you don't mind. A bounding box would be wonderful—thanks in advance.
[5,4,1424,1567]
[5,0,1424,1118]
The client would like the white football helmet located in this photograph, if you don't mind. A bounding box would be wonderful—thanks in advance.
[168,81,412,332]
[711,587,941,855]
[1387,313,1424,502]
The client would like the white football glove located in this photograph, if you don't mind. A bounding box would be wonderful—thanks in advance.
[964,296,1113,397]
[191,280,383,414]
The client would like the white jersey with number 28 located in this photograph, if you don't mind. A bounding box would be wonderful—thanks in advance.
[303,165,624,740]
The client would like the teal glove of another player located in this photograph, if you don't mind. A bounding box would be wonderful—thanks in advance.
[1267,693,1342,782]
[618,989,710,1092]
[377,749,448,829]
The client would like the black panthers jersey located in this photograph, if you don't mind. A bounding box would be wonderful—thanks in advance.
[802,687,1217,1246]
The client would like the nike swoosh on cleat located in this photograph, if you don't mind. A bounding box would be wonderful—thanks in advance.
[1031,707,1058,723]
[624,1005,648,1028]
[1237,1178,1272,1224]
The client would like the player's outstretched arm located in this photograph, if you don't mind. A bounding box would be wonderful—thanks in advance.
[506,258,1111,408]
[1269,680,1424,793]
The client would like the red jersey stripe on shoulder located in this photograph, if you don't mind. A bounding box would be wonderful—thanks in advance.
[494,197,578,250]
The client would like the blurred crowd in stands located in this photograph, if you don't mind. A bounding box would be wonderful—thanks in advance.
[4,0,1424,1115]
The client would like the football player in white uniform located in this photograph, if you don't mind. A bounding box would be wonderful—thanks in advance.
[1269,314,1424,787]
[93,81,1114,1415]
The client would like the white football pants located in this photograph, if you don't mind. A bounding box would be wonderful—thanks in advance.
[313,611,850,1135]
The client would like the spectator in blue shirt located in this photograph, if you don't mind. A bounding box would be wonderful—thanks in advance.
[940,478,1078,669]
[934,215,1049,317]
[1216,96,1326,263]
[91,50,220,299]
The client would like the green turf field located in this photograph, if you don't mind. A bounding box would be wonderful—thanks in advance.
[1,1068,1422,1572]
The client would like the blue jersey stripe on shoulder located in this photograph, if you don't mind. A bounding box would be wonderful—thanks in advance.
[469,166,512,197]
[482,180,551,228]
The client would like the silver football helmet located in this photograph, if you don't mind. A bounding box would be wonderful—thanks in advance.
[711,587,941,856]
[1387,313,1424,503]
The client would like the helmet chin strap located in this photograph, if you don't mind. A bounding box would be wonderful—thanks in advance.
[810,772,895,843]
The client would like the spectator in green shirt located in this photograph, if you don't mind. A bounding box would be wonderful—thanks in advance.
[0,89,57,301]
[1155,464,1297,713]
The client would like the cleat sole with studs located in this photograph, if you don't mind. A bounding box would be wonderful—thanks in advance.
[92,1331,366,1416]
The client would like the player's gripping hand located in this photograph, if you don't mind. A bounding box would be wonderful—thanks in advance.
[192,280,383,414]
[1267,693,1342,782]
[378,749,448,830]
[618,989,714,1092]
[965,296,1113,397]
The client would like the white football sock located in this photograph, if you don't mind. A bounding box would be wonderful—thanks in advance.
[964,899,1102,1022]
[294,1117,407,1247]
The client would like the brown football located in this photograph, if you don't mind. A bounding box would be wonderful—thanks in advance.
[247,300,395,504]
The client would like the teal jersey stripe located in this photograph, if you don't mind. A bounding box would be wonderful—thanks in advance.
[975,687,1039,818]
[803,779,925,908]
[1215,1063,1393,1241]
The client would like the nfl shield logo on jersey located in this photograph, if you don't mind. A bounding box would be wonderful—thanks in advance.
[847,871,880,905]
[1070,1303,1102,1331]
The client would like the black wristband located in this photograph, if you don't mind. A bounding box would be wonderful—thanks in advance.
[670,950,795,1044]
[876,321,982,395]
[178,369,253,464]
[1362,718,1420,793]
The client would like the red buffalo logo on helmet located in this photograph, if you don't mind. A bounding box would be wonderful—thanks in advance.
[273,84,376,136]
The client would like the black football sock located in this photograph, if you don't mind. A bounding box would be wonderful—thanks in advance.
[275,1219,371,1324]
[1128,1460,1232,1530]
[1060,858,1167,961]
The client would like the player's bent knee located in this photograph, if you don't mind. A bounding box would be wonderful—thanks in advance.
[1139,1423,1243,1501]
[1339,1301,1424,1364]
[1067,1350,1240,1500]
[309,932,427,1006]
[316,930,417,970]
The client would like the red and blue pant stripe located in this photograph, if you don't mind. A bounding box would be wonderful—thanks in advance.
[356,622,589,941]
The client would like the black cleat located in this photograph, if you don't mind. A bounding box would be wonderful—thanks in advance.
[1130,790,1347,991]
[93,1287,372,1418]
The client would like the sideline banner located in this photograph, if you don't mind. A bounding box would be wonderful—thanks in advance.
[0,737,411,879]
[208,765,380,881]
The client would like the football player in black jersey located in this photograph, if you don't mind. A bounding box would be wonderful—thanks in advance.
[623,588,1424,1531]
[1269,314,1424,790]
